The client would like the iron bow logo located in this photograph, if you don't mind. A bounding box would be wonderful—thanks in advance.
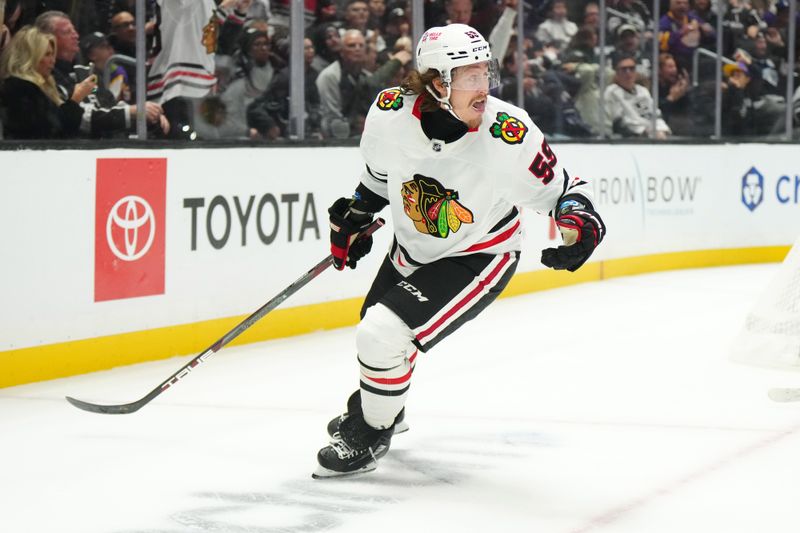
[401,174,474,238]
[490,112,527,144]
[376,89,404,111]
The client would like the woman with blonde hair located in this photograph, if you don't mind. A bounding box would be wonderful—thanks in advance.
[0,25,95,139]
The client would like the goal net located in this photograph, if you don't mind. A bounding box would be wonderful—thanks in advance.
[731,236,800,370]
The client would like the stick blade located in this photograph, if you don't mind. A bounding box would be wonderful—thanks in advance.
[65,395,143,414]
[768,388,800,403]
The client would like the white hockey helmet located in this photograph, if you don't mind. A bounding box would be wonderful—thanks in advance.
[415,24,498,89]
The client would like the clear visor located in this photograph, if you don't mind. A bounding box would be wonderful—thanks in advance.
[449,59,501,91]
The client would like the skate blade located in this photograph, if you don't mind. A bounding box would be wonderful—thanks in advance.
[311,463,377,480]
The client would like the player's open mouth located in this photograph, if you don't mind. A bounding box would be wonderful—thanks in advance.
[471,99,486,113]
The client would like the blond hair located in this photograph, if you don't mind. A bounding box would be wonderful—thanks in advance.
[0,25,62,104]
[400,69,441,113]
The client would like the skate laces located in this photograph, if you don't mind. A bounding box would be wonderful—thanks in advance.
[330,416,384,460]
[330,438,364,459]
[330,413,348,440]
[329,438,382,465]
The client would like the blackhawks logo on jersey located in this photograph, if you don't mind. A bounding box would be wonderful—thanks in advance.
[376,89,404,111]
[201,15,219,55]
[401,175,474,238]
[489,112,527,144]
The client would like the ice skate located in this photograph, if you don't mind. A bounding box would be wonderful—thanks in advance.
[313,412,395,479]
[326,390,409,439]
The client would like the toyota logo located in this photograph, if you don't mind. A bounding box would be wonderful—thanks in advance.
[106,195,156,261]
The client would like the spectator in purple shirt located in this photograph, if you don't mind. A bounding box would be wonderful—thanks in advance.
[658,0,715,71]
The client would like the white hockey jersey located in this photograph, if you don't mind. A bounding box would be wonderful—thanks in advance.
[147,0,220,103]
[603,83,671,137]
[359,89,594,273]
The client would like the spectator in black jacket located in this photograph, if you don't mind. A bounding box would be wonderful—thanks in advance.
[381,4,410,51]
[745,31,783,97]
[316,28,410,138]
[35,10,168,138]
[109,0,156,35]
[0,25,94,138]
[367,0,386,31]
[247,36,322,139]
[498,50,557,133]
[657,52,693,135]
[35,0,99,38]
[722,58,786,136]
[310,22,341,72]
[107,10,136,58]
[215,27,284,138]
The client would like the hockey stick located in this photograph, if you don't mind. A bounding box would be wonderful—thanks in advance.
[768,388,800,403]
[66,218,385,415]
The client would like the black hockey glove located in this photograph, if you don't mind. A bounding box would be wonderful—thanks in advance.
[541,195,606,272]
[329,197,374,270]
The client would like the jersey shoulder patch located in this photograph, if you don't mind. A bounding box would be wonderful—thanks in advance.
[488,111,528,145]
[375,88,404,111]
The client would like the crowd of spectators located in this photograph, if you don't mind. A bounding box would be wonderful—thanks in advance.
[0,0,798,141]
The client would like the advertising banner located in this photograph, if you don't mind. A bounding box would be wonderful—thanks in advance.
[95,158,167,302]
[0,144,797,354]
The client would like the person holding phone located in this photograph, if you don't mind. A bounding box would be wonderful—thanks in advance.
[80,31,131,103]
[34,10,168,138]
[0,25,94,138]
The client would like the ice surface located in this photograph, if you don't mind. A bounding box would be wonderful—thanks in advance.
[2,264,799,533]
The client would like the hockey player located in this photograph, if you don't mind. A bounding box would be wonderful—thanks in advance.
[313,23,605,478]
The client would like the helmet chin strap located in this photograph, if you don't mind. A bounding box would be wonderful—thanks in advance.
[425,82,466,124]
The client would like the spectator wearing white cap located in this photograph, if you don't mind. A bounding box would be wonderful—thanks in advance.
[606,0,651,42]
[610,23,651,84]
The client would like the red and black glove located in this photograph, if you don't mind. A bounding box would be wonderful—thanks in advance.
[541,195,606,272]
[329,197,375,270]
